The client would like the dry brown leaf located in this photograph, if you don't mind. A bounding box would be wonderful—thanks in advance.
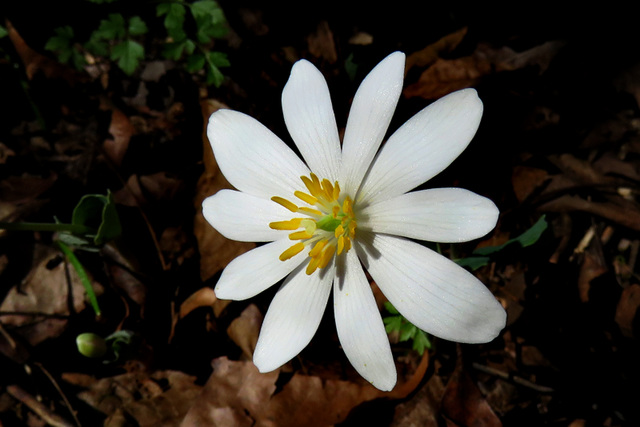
[183,356,390,427]
[391,373,445,427]
[194,99,254,281]
[511,165,550,203]
[227,304,263,360]
[102,105,135,166]
[615,284,640,337]
[65,370,201,426]
[441,351,502,427]
[307,21,338,64]
[179,286,230,319]
[405,41,564,99]
[405,27,468,72]
[577,251,608,303]
[0,245,103,346]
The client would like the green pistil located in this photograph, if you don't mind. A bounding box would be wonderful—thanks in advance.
[316,215,342,232]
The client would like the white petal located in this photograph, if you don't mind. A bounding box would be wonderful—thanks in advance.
[282,59,342,182]
[357,89,483,204]
[253,262,334,372]
[202,190,298,242]
[340,52,405,196]
[359,188,499,243]
[214,239,308,300]
[334,250,396,391]
[207,109,310,199]
[356,233,506,343]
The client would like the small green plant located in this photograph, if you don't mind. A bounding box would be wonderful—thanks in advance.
[383,215,548,353]
[44,0,229,85]
[0,191,122,318]
[76,330,135,363]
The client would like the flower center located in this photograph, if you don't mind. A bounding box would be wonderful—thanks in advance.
[269,173,357,275]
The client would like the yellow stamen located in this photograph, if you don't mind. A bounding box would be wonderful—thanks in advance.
[309,240,327,257]
[279,242,305,261]
[306,256,321,275]
[269,218,303,230]
[271,196,298,212]
[334,224,344,239]
[318,245,336,269]
[298,207,323,216]
[289,230,314,240]
[294,191,317,205]
[337,235,345,255]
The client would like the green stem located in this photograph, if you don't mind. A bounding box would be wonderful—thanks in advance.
[56,240,101,318]
[0,222,93,234]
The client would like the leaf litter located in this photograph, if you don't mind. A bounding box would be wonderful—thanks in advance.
[1,3,640,426]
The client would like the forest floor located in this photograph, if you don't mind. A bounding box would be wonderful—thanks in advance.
[1,2,640,426]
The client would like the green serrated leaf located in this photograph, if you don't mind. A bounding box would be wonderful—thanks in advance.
[384,301,399,315]
[45,26,76,64]
[84,37,109,57]
[158,2,186,39]
[96,13,126,40]
[185,52,205,72]
[412,330,432,355]
[111,40,144,75]
[399,322,417,342]
[128,16,148,36]
[383,315,403,334]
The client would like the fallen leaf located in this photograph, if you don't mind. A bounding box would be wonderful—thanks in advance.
[0,244,103,346]
[615,284,640,337]
[227,304,263,360]
[404,41,564,99]
[179,286,230,319]
[194,100,254,281]
[307,21,337,64]
[64,370,201,426]
[405,27,468,72]
[441,356,502,427]
[511,165,549,203]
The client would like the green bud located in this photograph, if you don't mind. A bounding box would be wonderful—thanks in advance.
[76,332,107,358]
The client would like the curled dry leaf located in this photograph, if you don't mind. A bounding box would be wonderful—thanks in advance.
[179,286,230,319]
[194,100,255,281]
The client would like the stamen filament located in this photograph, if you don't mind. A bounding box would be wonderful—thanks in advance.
[271,196,298,212]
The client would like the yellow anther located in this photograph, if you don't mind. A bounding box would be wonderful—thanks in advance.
[332,182,340,200]
[332,205,340,218]
[269,218,303,230]
[321,179,334,198]
[334,224,344,239]
[306,256,321,275]
[337,235,345,255]
[318,245,336,269]
[309,240,327,257]
[289,230,314,240]
[344,236,352,252]
[294,191,317,205]
[298,207,323,217]
[271,196,298,212]
[279,242,305,261]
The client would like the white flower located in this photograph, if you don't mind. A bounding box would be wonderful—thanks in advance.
[202,51,506,391]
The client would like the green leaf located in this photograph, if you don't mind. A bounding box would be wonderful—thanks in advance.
[157,2,186,40]
[128,16,148,36]
[84,37,109,57]
[399,322,417,342]
[473,215,548,256]
[383,301,399,315]
[185,52,205,72]
[412,330,432,355]
[0,24,8,39]
[95,13,126,40]
[111,40,144,75]
[71,191,121,246]
[454,256,491,271]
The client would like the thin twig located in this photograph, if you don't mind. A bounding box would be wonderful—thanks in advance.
[7,384,75,427]
[472,362,554,393]
[34,362,82,427]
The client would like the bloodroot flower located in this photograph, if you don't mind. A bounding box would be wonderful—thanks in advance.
[203,52,506,391]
